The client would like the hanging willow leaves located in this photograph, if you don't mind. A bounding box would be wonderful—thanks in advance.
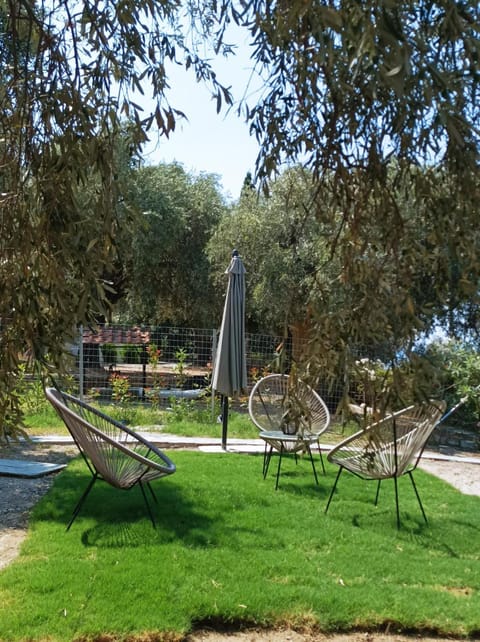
[229,1,480,399]
[0,0,232,440]
[1,0,479,438]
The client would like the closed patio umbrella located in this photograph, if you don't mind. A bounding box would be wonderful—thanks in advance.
[212,250,247,449]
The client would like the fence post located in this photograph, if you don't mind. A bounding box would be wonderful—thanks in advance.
[79,325,84,400]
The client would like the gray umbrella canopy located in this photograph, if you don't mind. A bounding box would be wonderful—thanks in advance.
[212,251,247,447]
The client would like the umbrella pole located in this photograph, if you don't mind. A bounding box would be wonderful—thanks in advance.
[221,395,229,450]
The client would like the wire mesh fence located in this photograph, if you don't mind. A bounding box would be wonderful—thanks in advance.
[12,323,479,451]
[17,323,439,410]
[64,325,352,438]
[76,324,335,403]
[39,324,342,423]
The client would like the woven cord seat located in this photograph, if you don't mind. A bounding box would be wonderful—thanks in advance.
[248,374,330,489]
[325,400,446,528]
[46,387,176,530]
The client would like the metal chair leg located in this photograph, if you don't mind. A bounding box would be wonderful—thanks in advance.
[262,442,268,476]
[263,445,273,479]
[306,444,319,485]
[147,482,158,504]
[316,439,326,475]
[325,467,343,513]
[66,473,98,531]
[139,481,156,528]
[275,444,284,490]
[408,471,428,524]
[375,479,401,526]
[393,475,400,529]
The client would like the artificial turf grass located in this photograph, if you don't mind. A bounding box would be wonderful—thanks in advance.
[0,451,479,642]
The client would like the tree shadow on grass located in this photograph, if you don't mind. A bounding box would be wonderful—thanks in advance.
[33,463,220,549]
[266,477,329,499]
[262,455,328,498]
[322,468,480,559]
[32,453,278,550]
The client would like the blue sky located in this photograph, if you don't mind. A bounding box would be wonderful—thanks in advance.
[143,37,261,202]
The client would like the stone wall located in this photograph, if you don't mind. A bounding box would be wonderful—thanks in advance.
[428,423,480,454]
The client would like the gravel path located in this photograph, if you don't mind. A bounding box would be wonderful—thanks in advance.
[419,456,480,496]
[0,442,77,570]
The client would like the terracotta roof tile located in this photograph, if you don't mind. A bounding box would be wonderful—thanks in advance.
[83,326,151,345]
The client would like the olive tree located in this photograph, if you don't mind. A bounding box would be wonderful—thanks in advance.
[210,162,473,409]
[0,0,231,440]
[2,0,479,438]
[118,163,227,326]
[232,1,480,405]
[208,166,335,334]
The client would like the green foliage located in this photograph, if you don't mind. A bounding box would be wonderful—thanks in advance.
[14,365,48,415]
[208,166,332,334]
[5,364,75,441]
[120,344,144,364]
[239,1,479,184]
[226,2,480,403]
[108,373,139,424]
[245,2,479,405]
[23,404,68,433]
[166,397,209,425]
[0,364,26,443]
[173,347,189,389]
[147,343,161,369]
[146,343,164,409]
[2,0,480,442]
[0,0,232,439]
[348,357,393,411]
[100,344,117,365]
[0,453,479,640]
[109,373,131,406]
[118,163,227,326]
[422,339,480,426]
[21,395,256,439]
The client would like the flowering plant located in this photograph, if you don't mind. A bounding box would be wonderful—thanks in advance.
[109,373,131,405]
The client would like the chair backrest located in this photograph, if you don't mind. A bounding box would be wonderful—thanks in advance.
[45,388,175,488]
[248,373,330,436]
[328,399,447,478]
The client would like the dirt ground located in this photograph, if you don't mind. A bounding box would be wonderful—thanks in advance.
[0,443,479,642]
[186,632,472,642]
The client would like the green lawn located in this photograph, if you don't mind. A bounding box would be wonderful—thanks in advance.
[22,401,260,440]
[0,451,479,642]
